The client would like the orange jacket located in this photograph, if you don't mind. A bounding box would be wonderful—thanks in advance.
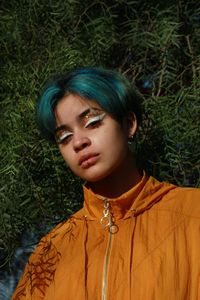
[12,174,200,300]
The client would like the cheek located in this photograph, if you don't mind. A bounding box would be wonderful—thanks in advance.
[95,125,125,145]
[59,147,74,166]
[94,128,128,158]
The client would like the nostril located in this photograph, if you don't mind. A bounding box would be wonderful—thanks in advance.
[76,142,88,151]
[82,142,89,148]
[73,137,91,151]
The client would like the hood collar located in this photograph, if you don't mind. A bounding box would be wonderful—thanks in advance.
[75,172,176,221]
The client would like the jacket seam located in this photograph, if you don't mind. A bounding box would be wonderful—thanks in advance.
[132,216,188,271]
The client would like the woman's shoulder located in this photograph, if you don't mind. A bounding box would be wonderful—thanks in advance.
[160,184,200,218]
[11,211,85,300]
[168,185,200,202]
[39,208,85,248]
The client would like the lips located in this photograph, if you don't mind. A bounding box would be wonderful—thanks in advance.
[78,153,99,168]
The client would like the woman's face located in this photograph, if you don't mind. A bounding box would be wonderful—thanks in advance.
[54,94,136,182]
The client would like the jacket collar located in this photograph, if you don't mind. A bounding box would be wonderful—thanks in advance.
[74,172,176,221]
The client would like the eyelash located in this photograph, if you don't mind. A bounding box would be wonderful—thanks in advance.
[56,132,73,144]
[85,113,106,128]
[56,113,106,144]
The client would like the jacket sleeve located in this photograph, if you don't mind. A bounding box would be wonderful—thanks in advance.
[11,231,61,300]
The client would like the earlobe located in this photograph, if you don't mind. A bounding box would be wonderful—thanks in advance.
[128,112,137,138]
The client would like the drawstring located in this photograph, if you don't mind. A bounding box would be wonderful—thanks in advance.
[83,216,88,300]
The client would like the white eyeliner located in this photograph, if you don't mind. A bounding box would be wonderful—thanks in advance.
[57,132,73,144]
[85,113,106,128]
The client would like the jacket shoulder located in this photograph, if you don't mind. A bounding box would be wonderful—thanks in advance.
[162,186,200,218]
[11,215,82,300]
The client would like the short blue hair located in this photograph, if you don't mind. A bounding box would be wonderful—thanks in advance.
[36,67,142,142]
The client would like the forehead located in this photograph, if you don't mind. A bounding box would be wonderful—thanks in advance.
[54,94,103,124]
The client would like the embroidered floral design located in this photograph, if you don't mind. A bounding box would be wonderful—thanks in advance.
[12,219,76,299]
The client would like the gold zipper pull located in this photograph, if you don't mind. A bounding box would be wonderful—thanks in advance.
[100,199,118,234]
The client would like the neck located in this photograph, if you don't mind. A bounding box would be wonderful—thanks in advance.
[88,152,142,199]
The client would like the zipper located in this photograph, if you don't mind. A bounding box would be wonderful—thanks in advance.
[102,229,113,300]
[100,198,118,300]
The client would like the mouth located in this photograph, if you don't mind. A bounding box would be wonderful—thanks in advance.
[78,153,99,169]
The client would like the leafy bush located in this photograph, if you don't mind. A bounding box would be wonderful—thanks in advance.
[1,0,200,267]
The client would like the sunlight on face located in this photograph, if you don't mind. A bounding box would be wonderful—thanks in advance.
[54,94,134,182]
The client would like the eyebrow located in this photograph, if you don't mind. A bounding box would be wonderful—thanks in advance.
[55,107,102,134]
[78,108,91,119]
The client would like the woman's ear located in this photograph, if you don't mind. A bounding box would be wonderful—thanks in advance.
[127,112,137,138]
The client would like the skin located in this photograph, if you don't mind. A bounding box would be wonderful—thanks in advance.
[54,93,142,198]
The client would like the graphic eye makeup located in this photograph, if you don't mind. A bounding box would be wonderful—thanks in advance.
[85,113,106,128]
[54,110,106,144]
[56,131,73,144]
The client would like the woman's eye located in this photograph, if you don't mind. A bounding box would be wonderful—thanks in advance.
[85,113,106,128]
[56,132,73,144]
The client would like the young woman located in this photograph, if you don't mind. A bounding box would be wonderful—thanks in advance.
[12,67,200,300]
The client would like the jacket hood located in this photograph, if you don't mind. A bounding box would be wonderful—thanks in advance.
[73,172,177,221]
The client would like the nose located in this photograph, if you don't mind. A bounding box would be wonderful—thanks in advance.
[73,134,91,152]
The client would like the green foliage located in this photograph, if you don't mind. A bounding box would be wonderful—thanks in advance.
[1,0,200,266]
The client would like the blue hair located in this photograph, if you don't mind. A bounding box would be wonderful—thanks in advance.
[36,67,142,142]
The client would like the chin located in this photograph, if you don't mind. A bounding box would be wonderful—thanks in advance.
[79,167,114,183]
[81,173,106,183]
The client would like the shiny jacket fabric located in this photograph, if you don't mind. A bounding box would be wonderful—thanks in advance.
[11,174,200,300]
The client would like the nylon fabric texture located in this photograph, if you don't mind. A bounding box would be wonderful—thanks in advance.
[11,173,200,300]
